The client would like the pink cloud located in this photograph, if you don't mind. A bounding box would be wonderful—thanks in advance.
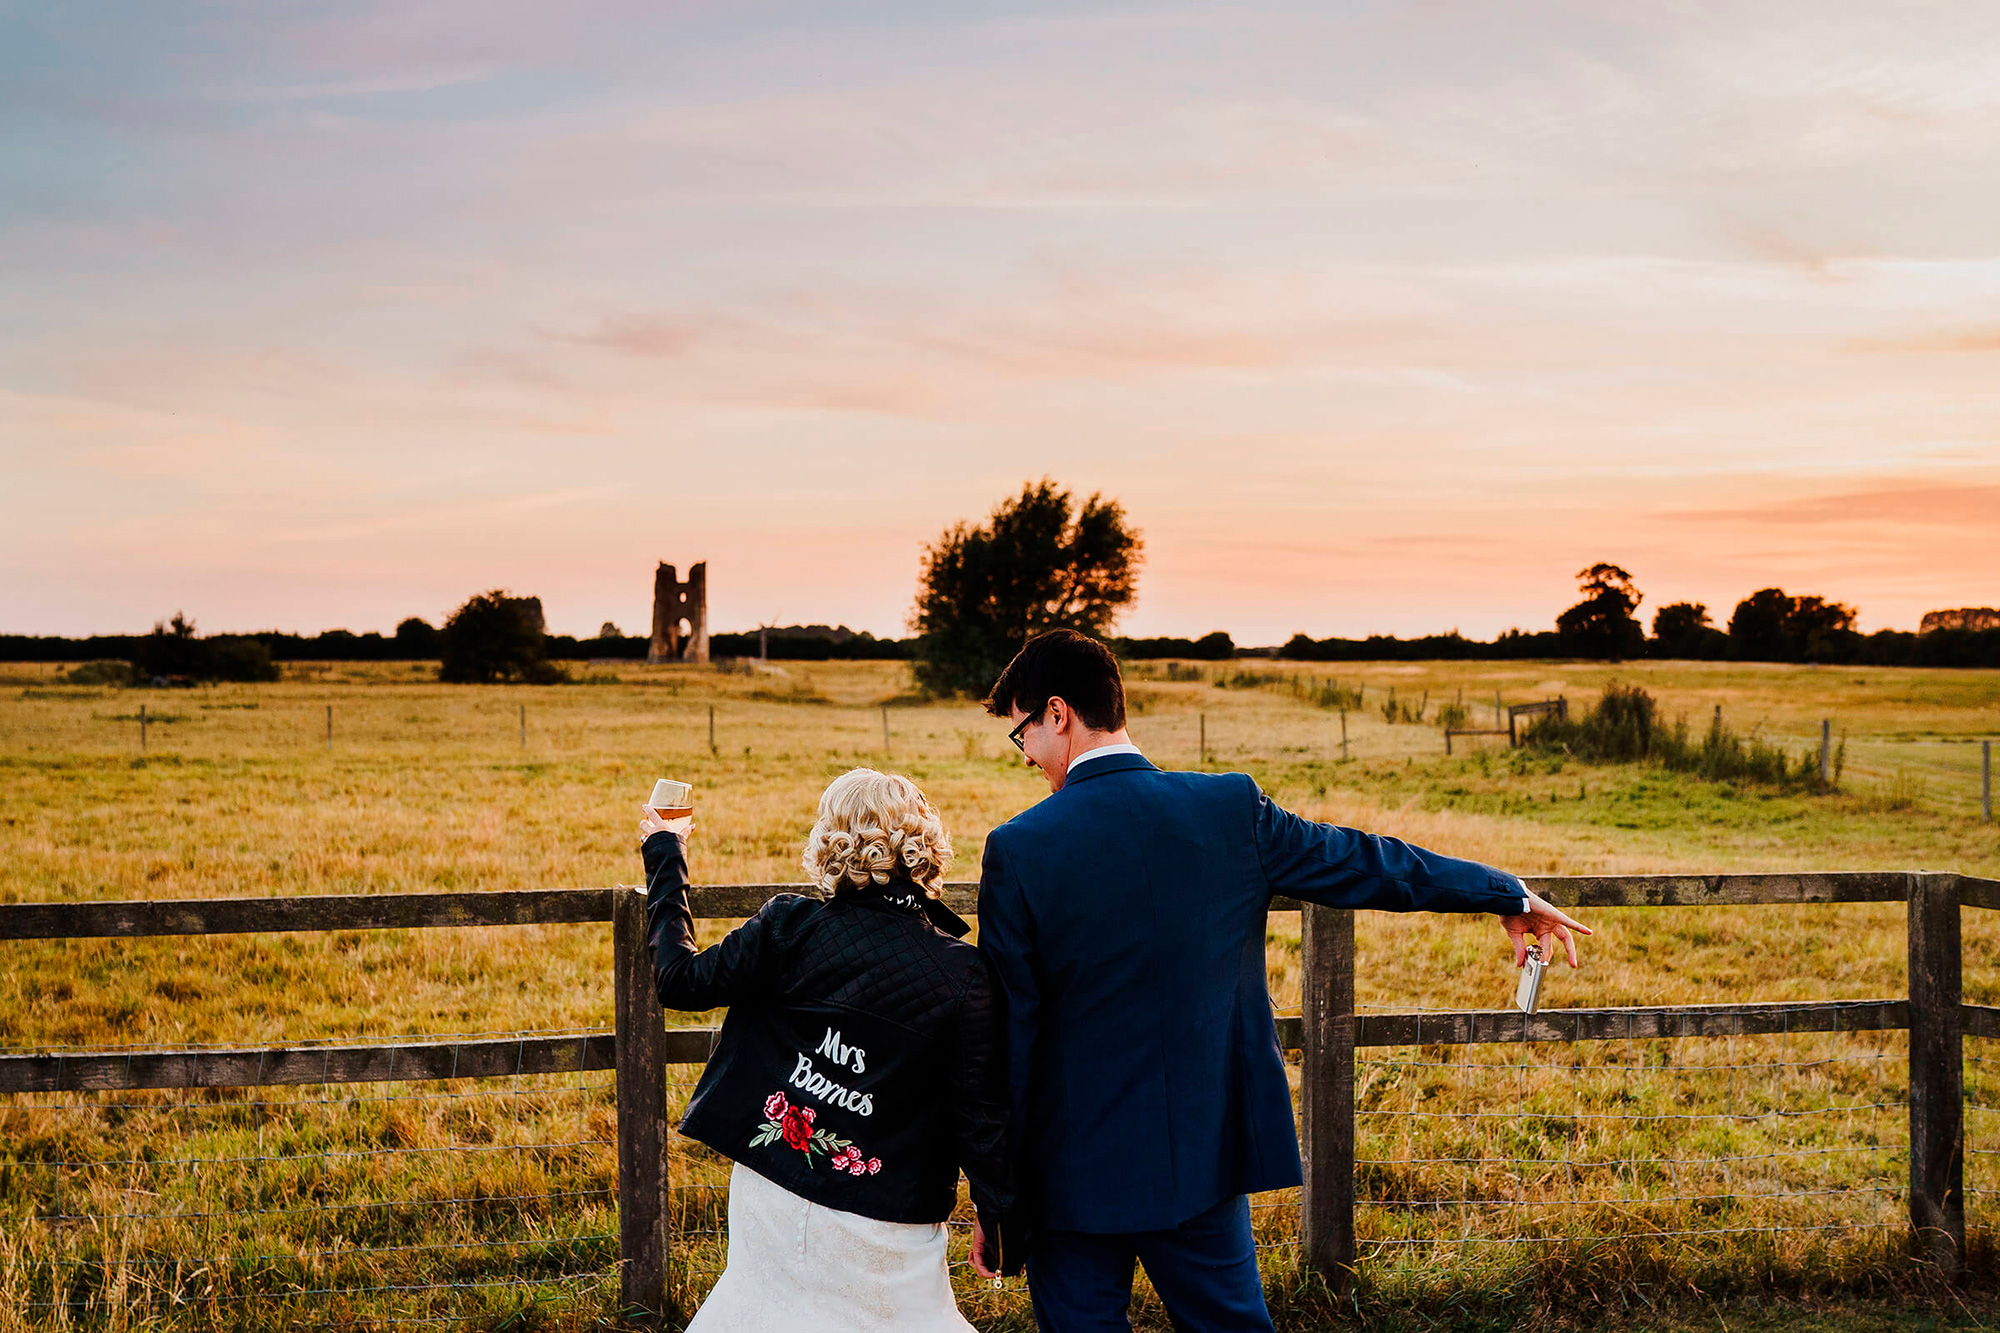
[1675,483,2000,529]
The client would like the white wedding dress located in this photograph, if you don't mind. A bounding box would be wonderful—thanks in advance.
[687,1161,977,1333]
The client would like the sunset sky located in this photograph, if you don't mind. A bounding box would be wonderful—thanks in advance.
[5,1,1998,643]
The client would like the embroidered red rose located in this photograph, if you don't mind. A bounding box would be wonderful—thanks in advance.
[780,1106,813,1151]
[750,1089,871,1170]
[867,1158,881,1174]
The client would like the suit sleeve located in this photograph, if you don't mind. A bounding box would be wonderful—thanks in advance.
[1252,781,1525,914]
[640,830,784,1010]
[977,831,1040,1180]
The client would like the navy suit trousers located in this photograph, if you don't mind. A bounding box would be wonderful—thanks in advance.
[1026,1194,1275,1333]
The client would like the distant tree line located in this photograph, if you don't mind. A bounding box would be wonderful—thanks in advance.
[706,631,911,660]
[1279,629,1563,662]
[9,529,1995,684]
[0,618,452,668]
[0,622,921,670]
[1281,567,2000,667]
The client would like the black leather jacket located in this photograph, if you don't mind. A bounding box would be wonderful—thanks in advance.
[641,832,1020,1264]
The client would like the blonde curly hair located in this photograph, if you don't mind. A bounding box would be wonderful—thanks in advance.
[801,768,954,897]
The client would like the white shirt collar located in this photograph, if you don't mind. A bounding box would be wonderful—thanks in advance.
[1066,741,1144,773]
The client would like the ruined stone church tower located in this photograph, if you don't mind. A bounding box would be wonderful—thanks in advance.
[649,562,709,664]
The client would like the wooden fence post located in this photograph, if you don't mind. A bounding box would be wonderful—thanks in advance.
[1301,904,1356,1289]
[614,887,673,1322]
[1907,871,1963,1279]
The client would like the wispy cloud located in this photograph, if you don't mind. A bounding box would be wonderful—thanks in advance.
[1848,327,2000,353]
[1677,483,2000,530]
[551,314,725,359]
[203,67,499,104]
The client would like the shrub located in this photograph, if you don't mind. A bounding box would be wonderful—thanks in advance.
[130,614,278,683]
[62,660,132,686]
[203,637,280,683]
[1379,687,1427,724]
[1521,682,1827,790]
[1214,669,1287,690]
[1292,677,1364,711]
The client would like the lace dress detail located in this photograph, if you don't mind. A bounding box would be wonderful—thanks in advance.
[686,1162,975,1333]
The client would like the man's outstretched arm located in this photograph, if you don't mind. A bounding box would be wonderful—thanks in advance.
[1252,784,1589,967]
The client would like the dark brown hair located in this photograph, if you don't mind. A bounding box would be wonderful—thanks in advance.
[982,629,1126,732]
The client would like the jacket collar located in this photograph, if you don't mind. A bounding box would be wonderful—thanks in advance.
[1057,751,1158,787]
[919,896,972,938]
[835,884,971,939]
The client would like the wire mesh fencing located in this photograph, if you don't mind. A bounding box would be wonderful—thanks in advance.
[1,1024,1965,1328]
[1,1029,621,1330]
[1346,1023,1914,1295]
[2,1044,1051,1330]
[10,866,1995,1327]
[1960,1046,2000,1241]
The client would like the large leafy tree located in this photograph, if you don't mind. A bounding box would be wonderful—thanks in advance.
[395,616,443,658]
[1650,601,1729,659]
[910,480,1143,697]
[1555,563,1645,661]
[439,591,564,684]
[1787,595,1860,660]
[1651,601,1710,644]
[1727,588,1858,662]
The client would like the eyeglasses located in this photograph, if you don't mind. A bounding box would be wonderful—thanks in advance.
[1007,707,1045,753]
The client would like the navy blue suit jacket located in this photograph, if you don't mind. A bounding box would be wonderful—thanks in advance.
[977,753,1525,1235]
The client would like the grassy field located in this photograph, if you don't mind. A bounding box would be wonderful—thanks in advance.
[2,656,1999,1330]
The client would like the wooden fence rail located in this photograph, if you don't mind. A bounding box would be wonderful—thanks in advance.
[7,868,1999,1319]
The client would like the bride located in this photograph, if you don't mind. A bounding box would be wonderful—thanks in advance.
[635,768,1020,1331]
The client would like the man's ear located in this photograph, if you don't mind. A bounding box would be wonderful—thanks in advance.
[1044,696,1071,733]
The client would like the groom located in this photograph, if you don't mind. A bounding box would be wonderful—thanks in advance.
[967,631,1587,1331]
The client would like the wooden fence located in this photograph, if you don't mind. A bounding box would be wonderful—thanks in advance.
[5,868,1996,1322]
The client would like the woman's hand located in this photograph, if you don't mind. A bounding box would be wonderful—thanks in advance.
[637,805,692,846]
[971,1218,1000,1280]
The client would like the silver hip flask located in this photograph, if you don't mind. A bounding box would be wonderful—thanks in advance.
[1514,944,1547,1014]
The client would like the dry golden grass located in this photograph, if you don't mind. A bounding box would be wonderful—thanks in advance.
[2,656,1998,1330]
